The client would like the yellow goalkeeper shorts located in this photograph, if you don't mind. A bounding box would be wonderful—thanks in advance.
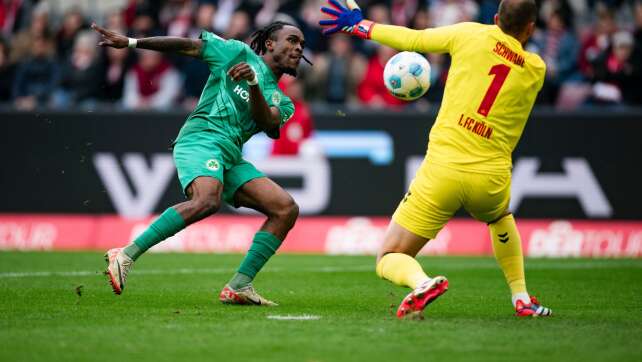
[392,158,511,239]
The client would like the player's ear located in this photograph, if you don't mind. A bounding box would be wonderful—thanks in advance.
[265,38,275,52]
[494,14,499,26]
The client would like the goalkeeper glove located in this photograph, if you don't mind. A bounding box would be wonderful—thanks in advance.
[319,0,375,39]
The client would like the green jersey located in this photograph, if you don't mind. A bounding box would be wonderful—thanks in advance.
[176,31,294,149]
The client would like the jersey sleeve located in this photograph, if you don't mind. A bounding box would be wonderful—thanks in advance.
[199,30,245,72]
[371,22,481,54]
[264,91,294,139]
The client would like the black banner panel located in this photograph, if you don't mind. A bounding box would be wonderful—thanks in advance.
[1,110,640,219]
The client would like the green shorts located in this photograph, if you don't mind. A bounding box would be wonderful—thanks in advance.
[173,131,264,206]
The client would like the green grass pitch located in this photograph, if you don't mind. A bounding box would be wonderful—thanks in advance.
[1,252,641,362]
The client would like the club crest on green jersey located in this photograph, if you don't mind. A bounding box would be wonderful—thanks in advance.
[271,91,281,106]
[205,159,220,171]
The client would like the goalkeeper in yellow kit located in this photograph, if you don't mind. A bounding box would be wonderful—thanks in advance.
[320,0,552,319]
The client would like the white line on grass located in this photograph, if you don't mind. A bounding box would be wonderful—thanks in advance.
[0,260,639,279]
[0,266,371,279]
[267,314,321,320]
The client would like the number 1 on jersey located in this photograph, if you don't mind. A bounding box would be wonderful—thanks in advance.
[477,64,511,117]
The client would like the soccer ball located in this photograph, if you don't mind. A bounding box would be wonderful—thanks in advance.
[383,51,431,101]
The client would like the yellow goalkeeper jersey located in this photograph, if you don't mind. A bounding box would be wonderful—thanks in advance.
[372,22,546,174]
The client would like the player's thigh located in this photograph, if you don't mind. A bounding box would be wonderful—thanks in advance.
[233,177,295,216]
[173,133,228,196]
[226,160,294,213]
[462,172,511,223]
[391,160,463,242]
[377,220,430,261]
[185,176,224,201]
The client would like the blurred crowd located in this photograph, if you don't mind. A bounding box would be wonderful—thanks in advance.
[0,0,641,112]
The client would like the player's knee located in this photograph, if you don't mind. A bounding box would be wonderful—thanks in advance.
[487,212,512,225]
[191,196,221,216]
[272,197,299,228]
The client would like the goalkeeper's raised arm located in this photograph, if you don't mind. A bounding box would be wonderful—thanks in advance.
[319,0,458,54]
[91,23,202,57]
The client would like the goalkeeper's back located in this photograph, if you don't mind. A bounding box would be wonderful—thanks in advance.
[370,1,545,174]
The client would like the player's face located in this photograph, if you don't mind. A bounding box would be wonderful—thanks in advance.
[268,26,305,76]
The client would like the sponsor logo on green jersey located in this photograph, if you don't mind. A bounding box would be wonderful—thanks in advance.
[233,84,250,102]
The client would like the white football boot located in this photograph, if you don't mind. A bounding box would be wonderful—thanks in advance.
[104,248,133,295]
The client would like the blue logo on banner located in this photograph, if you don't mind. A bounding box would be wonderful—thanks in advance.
[243,131,394,165]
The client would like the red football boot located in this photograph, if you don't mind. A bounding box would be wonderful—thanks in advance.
[515,296,552,317]
[396,276,448,320]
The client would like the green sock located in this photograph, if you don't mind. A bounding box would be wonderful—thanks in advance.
[228,272,253,290]
[231,231,282,288]
[123,207,185,260]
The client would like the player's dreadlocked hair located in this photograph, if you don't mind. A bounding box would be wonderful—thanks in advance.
[249,21,313,65]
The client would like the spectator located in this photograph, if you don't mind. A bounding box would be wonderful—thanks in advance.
[579,7,617,79]
[181,1,216,109]
[357,45,406,108]
[123,49,181,109]
[0,0,23,37]
[0,36,15,102]
[105,9,126,32]
[298,0,328,54]
[160,0,193,38]
[10,2,52,63]
[391,0,420,27]
[180,55,209,110]
[129,4,160,38]
[224,10,251,41]
[478,0,501,24]
[54,31,102,108]
[213,0,242,33]
[0,0,640,110]
[632,0,642,93]
[531,8,582,104]
[12,36,59,110]
[254,0,280,28]
[429,0,479,28]
[409,7,449,104]
[101,46,131,103]
[272,76,315,156]
[359,3,392,56]
[187,1,216,38]
[590,31,637,105]
[308,34,366,105]
[55,7,86,61]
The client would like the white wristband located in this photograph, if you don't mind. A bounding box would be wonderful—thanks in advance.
[247,73,259,86]
[127,38,137,48]
[247,65,258,86]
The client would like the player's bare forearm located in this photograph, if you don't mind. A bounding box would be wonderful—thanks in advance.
[137,37,202,57]
[249,85,281,131]
[92,23,202,57]
[227,62,280,131]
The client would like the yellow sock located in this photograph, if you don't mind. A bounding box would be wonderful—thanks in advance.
[489,214,528,296]
[376,253,430,289]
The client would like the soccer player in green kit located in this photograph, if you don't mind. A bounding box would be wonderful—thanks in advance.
[92,20,308,306]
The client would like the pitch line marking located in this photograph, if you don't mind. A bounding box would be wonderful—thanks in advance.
[267,314,321,320]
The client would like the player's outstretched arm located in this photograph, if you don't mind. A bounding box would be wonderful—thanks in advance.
[91,23,202,57]
[318,0,444,53]
[227,62,280,132]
